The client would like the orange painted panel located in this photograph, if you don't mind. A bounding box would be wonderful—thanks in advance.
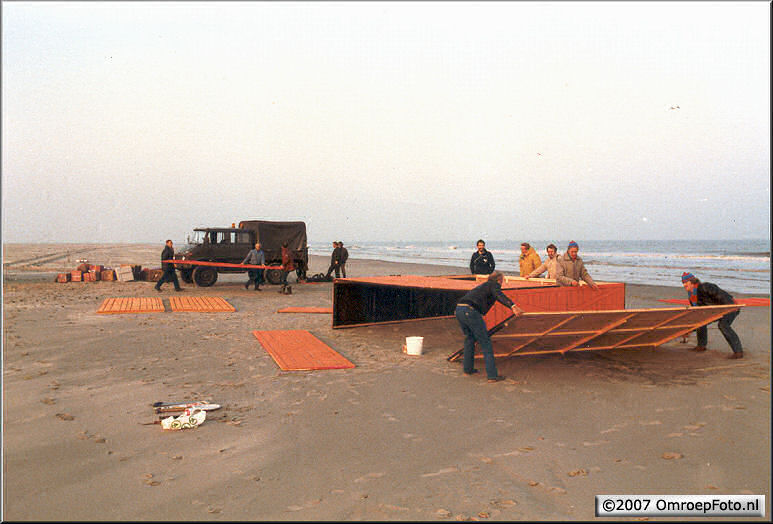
[277,307,333,314]
[96,297,164,314]
[252,330,355,371]
[169,296,235,312]
[483,282,625,329]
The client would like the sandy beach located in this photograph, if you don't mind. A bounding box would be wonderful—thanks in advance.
[2,243,770,521]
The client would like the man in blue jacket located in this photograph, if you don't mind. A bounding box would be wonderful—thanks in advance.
[470,239,496,275]
[242,242,265,290]
[456,271,523,382]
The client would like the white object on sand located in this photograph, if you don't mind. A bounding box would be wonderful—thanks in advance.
[405,336,424,356]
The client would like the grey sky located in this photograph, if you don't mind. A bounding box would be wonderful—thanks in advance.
[2,1,769,244]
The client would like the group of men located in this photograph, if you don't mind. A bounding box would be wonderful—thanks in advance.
[155,237,745,384]
[459,240,745,383]
[470,239,598,289]
[324,241,349,279]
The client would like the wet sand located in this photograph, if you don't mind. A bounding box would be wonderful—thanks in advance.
[2,244,770,520]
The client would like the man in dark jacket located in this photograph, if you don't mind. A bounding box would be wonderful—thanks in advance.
[339,242,349,278]
[325,241,342,279]
[155,239,183,292]
[456,271,523,382]
[470,239,496,275]
[681,272,743,359]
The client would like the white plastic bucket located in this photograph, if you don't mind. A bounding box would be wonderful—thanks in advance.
[405,336,424,356]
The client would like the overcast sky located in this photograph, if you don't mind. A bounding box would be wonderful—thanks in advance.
[2,1,770,244]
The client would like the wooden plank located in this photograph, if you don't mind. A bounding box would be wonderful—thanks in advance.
[252,330,355,371]
[96,297,164,314]
[278,307,333,314]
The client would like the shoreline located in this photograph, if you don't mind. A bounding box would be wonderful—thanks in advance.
[3,245,771,520]
[4,242,769,296]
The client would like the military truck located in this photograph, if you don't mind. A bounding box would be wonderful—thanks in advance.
[175,220,308,287]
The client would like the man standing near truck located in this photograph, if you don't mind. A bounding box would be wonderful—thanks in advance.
[339,241,349,278]
[242,242,265,291]
[155,239,183,292]
[325,241,342,279]
[279,242,295,294]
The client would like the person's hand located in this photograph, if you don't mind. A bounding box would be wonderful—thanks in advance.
[511,305,524,317]
[590,283,599,290]
[571,280,579,287]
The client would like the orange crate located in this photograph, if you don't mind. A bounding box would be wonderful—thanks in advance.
[70,270,83,282]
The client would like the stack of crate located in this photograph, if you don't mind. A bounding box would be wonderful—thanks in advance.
[56,262,140,283]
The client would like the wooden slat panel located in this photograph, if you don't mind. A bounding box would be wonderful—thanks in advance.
[462,305,742,360]
[252,330,355,371]
[169,296,235,312]
[96,297,164,314]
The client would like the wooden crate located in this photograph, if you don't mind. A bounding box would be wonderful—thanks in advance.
[56,273,71,283]
[115,266,135,282]
[101,269,116,281]
[70,270,83,282]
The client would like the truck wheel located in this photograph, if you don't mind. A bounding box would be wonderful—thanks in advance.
[193,266,218,287]
[179,268,194,284]
[263,269,282,285]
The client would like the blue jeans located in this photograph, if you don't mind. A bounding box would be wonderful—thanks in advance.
[455,305,498,379]
[246,269,263,288]
[697,310,743,353]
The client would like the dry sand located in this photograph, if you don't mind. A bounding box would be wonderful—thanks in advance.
[2,244,771,520]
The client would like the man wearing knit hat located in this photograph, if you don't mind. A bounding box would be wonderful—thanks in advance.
[681,272,744,359]
[555,241,598,289]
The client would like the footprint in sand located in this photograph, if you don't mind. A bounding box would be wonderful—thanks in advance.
[421,467,459,478]
[582,440,609,447]
[354,472,385,483]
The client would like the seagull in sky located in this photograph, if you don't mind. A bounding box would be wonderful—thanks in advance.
[670,105,680,110]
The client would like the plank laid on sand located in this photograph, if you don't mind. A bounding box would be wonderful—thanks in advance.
[169,296,235,312]
[97,297,165,314]
[277,307,333,314]
[448,304,742,361]
[658,298,770,307]
[252,330,355,371]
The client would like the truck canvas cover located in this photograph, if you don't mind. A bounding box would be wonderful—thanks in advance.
[238,220,307,261]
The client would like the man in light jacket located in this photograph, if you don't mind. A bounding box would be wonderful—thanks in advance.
[525,243,560,279]
[555,241,598,289]
[518,242,542,277]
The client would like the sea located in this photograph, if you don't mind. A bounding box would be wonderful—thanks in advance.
[308,239,771,296]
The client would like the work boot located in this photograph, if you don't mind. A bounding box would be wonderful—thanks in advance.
[487,375,506,383]
[155,287,162,292]
[278,285,285,294]
[728,352,744,359]
[691,345,707,352]
[284,286,293,295]
[244,282,249,289]
[254,286,260,291]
